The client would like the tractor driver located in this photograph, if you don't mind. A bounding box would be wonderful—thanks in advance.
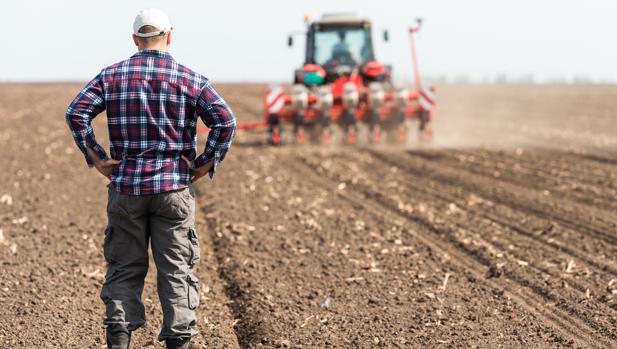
[327,30,357,67]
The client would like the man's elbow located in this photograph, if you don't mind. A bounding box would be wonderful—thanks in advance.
[229,117,237,138]
[65,106,76,125]
[222,115,237,133]
[65,105,90,128]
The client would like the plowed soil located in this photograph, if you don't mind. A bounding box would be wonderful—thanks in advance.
[0,83,616,348]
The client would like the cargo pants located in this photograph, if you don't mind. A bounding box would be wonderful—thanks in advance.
[100,185,200,341]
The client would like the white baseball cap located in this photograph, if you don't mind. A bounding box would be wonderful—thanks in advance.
[133,8,173,38]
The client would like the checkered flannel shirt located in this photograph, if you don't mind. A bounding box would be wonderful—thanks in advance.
[66,49,236,195]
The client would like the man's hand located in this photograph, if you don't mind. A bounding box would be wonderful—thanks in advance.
[87,147,120,180]
[181,155,214,183]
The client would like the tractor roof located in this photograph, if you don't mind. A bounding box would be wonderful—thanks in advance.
[316,13,369,26]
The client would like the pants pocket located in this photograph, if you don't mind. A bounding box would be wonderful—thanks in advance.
[157,189,191,219]
[187,274,200,310]
[188,229,200,266]
[107,189,129,217]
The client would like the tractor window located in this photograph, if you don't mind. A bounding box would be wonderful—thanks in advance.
[313,28,372,68]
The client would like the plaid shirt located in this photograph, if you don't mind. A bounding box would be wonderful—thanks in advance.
[66,49,236,195]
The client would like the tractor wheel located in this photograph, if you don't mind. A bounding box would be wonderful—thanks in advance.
[268,114,281,145]
[369,111,382,144]
[320,111,331,145]
[418,110,432,142]
[295,128,305,145]
[293,112,305,145]
[344,108,357,145]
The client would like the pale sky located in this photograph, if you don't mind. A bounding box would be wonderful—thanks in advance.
[1,1,616,83]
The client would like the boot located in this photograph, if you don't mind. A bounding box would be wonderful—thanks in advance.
[106,324,131,349]
[165,337,192,349]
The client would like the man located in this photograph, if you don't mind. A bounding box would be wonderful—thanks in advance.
[326,31,356,68]
[332,30,350,57]
[65,8,236,349]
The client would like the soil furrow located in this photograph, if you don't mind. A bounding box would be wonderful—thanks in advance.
[354,150,617,274]
[408,149,617,210]
[348,149,617,315]
[289,154,616,348]
[336,150,617,336]
[452,148,617,188]
[370,149,617,248]
[343,149,617,274]
[203,211,270,349]
[570,152,617,166]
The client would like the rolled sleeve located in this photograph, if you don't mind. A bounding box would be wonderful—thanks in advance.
[65,73,108,167]
[194,80,237,178]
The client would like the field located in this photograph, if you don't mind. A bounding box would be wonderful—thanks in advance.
[0,83,616,348]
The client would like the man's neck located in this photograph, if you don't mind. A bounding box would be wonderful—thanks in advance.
[138,45,168,52]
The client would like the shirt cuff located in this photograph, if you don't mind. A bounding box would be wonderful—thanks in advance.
[193,151,219,179]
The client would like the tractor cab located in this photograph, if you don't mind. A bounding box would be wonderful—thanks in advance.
[291,13,386,84]
[307,14,374,82]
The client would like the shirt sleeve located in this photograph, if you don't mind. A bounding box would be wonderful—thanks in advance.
[65,73,108,168]
[194,80,237,178]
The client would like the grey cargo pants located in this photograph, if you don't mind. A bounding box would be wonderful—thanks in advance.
[101,185,200,341]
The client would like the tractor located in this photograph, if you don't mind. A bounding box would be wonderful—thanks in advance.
[248,13,435,145]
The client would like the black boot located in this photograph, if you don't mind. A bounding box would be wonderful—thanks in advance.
[106,324,131,349]
[165,337,192,349]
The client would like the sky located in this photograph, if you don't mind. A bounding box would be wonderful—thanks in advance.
[1,0,616,83]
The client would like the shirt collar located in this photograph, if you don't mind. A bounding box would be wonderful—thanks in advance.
[133,49,174,60]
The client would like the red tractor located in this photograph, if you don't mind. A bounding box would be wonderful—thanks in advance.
[262,13,436,145]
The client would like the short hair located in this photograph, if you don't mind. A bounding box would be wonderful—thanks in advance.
[136,25,167,44]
